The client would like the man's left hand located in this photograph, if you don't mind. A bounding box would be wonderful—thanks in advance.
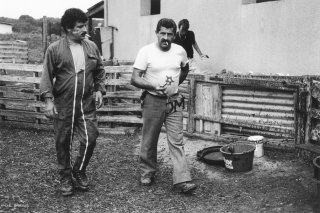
[95,91,103,109]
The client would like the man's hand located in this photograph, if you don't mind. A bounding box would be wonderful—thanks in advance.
[44,98,57,119]
[154,84,167,96]
[95,91,103,109]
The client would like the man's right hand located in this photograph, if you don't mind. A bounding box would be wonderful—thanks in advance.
[154,84,167,96]
[44,98,57,119]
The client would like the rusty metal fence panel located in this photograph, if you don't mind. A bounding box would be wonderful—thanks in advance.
[221,86,295,138]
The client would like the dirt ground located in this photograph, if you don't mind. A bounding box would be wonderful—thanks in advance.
[0,125,320,213]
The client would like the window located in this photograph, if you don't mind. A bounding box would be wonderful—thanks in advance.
[141,0,161,16]
[243,0,278,4]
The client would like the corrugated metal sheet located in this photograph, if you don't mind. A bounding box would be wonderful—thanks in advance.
[221,86,295,138]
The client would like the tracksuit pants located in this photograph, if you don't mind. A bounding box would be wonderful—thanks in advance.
[140,93,192,185]
[54,110,98,180]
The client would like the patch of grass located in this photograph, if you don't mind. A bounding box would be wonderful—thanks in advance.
[0,125,318,212]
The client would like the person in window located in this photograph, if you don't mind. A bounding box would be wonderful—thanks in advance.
[131,18,197,194]
[173,19,209,73]
[40,8,106,196]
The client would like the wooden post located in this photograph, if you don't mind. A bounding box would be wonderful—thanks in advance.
[33,71,41,126]
[305,79,312,145]
[42,16,48,57]
[212,84,222,135]
[188,78,196,133]
[0,84,4,122]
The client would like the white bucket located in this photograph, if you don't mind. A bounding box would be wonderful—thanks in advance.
[254,143,264,158]
[248,135,264,158]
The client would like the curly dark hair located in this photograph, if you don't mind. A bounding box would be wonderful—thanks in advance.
[156,18,177,34]
[61,8,88,32]
[178,19,189,30]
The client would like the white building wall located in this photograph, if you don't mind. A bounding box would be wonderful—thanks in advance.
[0,24,12,34]
[107,0,320,75]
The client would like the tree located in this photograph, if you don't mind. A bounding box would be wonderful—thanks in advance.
[12,15,41,33]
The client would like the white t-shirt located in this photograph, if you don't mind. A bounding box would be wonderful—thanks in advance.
[133,42,188,96]
[69,42,85,73]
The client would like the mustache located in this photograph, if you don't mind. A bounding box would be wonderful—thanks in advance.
[161,40,170,44]
[81,32,88,37]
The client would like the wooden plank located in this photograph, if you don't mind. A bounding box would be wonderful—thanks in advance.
[0,109,47,120]
[0,98,44,108]
[222,95,294,105]
[0,50,28,55]
[223,88,293,98]
[0,75,40,84]
[104,91,142,98]
[187,78,196,133]
[194,80,203,132]
[222,118,294,135]
[0,86,38,93]
[193,114,294,134]
[0,59,28,63]
[222,126,292,138]
[1,91,37,99]
[202,84,214,134]
[98,115,142,124]
[0,41,28,46]
[221,114,294,126]
[221,108,294,119]
[99,127,138,135]
[223,78,300,91]
[222,102,294,112]
[104,66,132,73]
[0,55,28,59]
[0,63,42,72]
[0,45,28,50]
[97,103,141,112]
[296,144,320,158]
[105,78,130,86]
[305,80,312,144]
[213,84,222,135]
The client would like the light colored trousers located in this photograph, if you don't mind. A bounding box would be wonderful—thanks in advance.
[139,93,191,185]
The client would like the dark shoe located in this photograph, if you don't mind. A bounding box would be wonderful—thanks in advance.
[173,182,197,194]
[140,177,153,186]
[73,170,89,191]
[60,178,74,196]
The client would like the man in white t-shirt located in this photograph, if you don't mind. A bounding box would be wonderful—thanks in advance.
[131,18,196,194]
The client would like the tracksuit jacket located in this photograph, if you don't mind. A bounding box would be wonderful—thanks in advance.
[40,37,106,179]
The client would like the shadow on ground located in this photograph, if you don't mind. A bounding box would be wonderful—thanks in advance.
[0,126,319,212]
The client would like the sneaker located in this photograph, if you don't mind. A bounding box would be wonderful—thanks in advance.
[173,182,197,194]
[140,177,153,186]
[60,178,74,196]
[73,170,89,191]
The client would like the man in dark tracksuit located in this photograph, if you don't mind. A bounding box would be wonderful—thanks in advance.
[40,8,106,196]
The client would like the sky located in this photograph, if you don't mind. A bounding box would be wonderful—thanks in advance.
[0,0,102,19]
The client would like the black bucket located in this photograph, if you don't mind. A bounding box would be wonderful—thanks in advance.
[196,146,224,166]
[220,144,255,172]
[313,156,320,198]
[313,156,320,180]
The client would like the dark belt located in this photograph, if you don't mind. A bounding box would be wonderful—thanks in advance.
[146,91,170,99]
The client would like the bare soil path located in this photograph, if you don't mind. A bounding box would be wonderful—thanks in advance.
[0,125,319,212]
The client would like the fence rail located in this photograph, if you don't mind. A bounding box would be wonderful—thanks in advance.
[0,63,315,148]
[0,41,29,64]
